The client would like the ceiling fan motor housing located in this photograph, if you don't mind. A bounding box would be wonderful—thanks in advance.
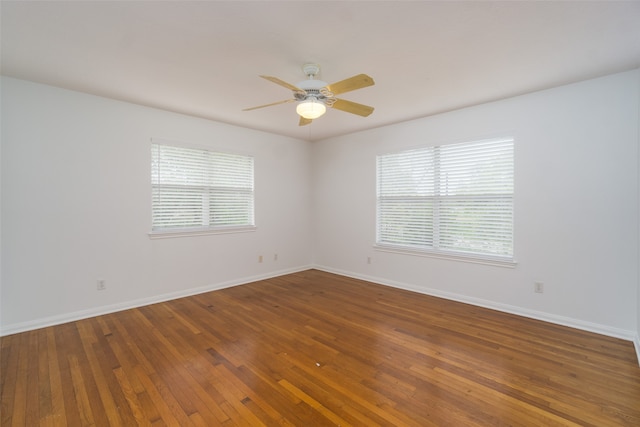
[297,79,327,91]
[295,69,336,106]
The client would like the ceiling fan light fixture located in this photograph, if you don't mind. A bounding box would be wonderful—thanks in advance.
[296,98,326,119]
[245,65,375,125]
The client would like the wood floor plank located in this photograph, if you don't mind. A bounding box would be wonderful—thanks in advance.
[112,366,151,427]
[0,335,17,426]
[67,354,94,426]
[75,321,124,426]
[23,331,41,426]
[59,325,91,427]
[7,334,27,427]
[278,378,352,426]
[2,269,639,426]
[36,329,52,425]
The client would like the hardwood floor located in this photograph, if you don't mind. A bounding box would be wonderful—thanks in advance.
[2,269,639,426]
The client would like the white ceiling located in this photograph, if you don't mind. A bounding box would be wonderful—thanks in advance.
[2,1,640,142]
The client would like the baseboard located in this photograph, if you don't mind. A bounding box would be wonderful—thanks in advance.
[634,335,640,366]
[0,264,313,336]
[314,264,639,345]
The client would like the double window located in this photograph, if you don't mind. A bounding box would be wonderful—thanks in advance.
[376,137,514,262]
[151,141,254,235]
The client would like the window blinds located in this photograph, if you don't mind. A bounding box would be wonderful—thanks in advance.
[377,138,514,260]
[151,142,254,232]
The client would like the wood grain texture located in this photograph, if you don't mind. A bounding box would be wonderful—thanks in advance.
[2,269,639,426]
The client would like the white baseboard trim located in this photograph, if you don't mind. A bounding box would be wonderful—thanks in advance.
[313,265,639,345]
[0,265,313,336]
[634,336,640,366]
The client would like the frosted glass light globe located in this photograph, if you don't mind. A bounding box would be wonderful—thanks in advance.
[296,98,326,119]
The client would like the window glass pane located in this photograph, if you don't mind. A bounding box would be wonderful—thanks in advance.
[438,197,513,256]
[209,190,255,226]
[151,142,254,232]
[378,148,435,196]
[376,138,514,261]
[439,139,514,196]
[378,198,433,248]
[152,186,205,229]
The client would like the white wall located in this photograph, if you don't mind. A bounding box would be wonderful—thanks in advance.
[1,77,313,334]
[313,70,640,339]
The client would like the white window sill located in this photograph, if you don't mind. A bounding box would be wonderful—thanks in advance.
[373,244,517,268]
[149,225,256,239]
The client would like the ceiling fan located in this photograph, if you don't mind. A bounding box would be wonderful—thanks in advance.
[243,63,375,126]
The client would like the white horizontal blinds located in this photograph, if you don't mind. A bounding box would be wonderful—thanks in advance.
[377,148,435,249]
[377,137,514,260]
[437,138,514,257]
[207,153,254,227]
[151,143,254,231]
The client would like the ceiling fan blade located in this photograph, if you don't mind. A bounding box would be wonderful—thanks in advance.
[331,98,375,117]
[299,116,313,126]
[242,99,295,111]
[325,74,374,95]
[260,75,303,92]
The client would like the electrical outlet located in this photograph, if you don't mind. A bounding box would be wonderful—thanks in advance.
[258,255,263,263]
[367,256,372,264]
[534,282,544,293]
[97,279,106,291]
[274,253,278,261]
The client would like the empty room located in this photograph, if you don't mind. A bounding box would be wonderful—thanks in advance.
[1,1,640,426]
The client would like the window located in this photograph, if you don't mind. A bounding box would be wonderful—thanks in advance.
[376,137,514,263]
[151,141,254,236]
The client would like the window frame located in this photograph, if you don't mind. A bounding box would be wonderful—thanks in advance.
[149,139,256,239]
[375,137,515,267]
